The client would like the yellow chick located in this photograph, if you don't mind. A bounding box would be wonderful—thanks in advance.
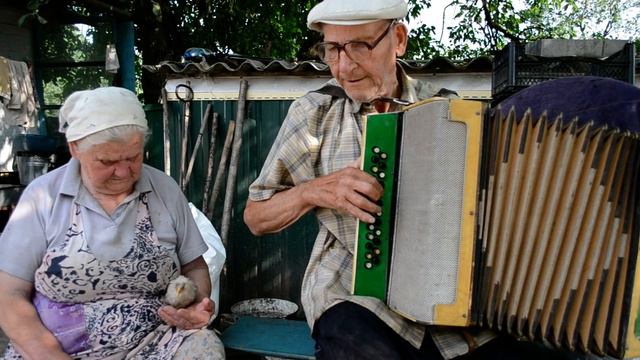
[165,275,198,309]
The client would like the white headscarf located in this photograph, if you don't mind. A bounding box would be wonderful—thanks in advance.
[59,87,148,142]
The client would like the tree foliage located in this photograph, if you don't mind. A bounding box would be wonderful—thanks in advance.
[127,0,323,102]
[38,22,114,108]
[20,0,639,103]
[405,0,640,60]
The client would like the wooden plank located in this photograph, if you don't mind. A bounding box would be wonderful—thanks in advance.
[221,316,316,359]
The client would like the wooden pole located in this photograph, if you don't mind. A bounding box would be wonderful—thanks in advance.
[179,100,190,191]
[177,82,193,191]
[202,112,219,213]
[207,121,235,220]
[221,79,248,246]
[161,88,171,176]
[184,103,212,189]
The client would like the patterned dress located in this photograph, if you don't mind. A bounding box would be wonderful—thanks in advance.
[2,194,224,359]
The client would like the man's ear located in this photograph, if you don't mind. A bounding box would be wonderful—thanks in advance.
[394,23,408,57]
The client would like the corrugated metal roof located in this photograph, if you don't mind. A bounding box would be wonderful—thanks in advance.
[143,56,494,78]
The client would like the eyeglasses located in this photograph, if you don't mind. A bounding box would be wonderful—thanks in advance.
[313,21,396,64]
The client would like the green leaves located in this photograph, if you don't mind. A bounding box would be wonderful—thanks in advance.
[20,0,638,103]
[405,0,638,61]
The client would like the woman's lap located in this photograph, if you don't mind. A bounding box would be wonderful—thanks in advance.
[173,328,225,360]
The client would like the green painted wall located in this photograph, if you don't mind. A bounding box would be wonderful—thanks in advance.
[145,99,318,318]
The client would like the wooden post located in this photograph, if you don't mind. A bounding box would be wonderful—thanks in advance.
[207,121,235,220]
[184,103,212,189]
[161,88,171,176]
[220,79,248,246]
[177,82,193,192]
[202,112,219,213]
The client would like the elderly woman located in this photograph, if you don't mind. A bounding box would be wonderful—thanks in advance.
[0,87,224,359]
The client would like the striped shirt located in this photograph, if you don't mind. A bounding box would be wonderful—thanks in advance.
[248,67,495,359]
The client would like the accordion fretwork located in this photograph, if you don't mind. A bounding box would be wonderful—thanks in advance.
[352,97,640,358]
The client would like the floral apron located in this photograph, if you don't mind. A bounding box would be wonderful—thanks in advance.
[3,194,198,359]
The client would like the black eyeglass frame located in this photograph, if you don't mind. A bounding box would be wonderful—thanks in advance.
[312,20,397,64]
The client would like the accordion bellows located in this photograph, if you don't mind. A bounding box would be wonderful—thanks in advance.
[352,77,640,358]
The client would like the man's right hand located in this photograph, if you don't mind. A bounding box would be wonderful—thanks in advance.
[301,166,382,224]
[244,165,383,236]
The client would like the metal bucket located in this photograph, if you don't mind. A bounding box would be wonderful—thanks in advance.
[16,154,49,185]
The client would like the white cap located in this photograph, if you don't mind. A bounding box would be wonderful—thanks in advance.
[59,87,148,142]
[307,0,408,32]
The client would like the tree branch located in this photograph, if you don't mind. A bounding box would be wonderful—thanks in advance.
[481,0,521,45]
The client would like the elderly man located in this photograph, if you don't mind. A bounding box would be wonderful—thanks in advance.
[244,1,577,359]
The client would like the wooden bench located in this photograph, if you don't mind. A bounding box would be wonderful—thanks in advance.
[220,316,316,359]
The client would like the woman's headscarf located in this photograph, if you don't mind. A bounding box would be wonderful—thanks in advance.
[59,87,148,142]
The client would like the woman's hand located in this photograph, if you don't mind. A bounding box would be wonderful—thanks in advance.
[160,257,212,329]
[158,297,214,329]
[12,342,72,360]
[0,272,71,359]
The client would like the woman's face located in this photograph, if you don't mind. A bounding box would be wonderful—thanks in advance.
[70,133,144,196]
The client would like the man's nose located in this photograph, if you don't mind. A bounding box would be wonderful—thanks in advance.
[337,48,357,72]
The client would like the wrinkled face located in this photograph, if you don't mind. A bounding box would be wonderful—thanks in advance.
[70,133,144,196]
[321,20,408,102]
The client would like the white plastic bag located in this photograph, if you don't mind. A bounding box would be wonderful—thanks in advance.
[188,203,226,318]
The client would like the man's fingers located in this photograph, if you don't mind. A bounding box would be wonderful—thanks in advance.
[341,200,375,224]
[345,190,380,215]
[342,168,383,199]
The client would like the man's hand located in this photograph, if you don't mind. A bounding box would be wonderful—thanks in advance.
[245,161,383,235]
[302,164,383,224]
[158,297,214,329]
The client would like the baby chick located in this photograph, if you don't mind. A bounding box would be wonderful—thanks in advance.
[165,275,198,308]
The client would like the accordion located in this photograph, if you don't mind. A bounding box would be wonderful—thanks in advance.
[352,77,640,358]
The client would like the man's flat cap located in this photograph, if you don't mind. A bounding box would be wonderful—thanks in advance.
[307,0,408,32]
